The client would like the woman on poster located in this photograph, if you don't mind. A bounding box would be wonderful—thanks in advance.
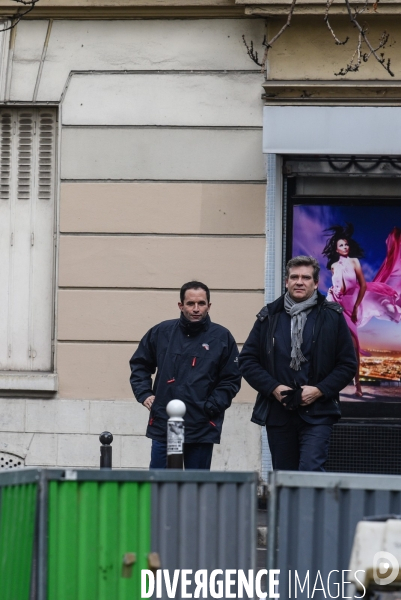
[322,224,401,397]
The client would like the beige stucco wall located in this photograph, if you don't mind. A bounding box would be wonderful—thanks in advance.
[56,178,265,469]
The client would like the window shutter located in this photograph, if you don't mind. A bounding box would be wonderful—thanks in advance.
[0,112,12,200]
[0,108,56,372]
[0,112,12,369]
[38,112,55,201]
[17,112,34,201]
[30,109,57,370]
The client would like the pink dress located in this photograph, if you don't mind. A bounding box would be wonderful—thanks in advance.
[327,228,401,354]
[373,227,401,296]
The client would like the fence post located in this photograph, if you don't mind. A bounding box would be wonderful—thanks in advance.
[99,431,113,469]
[166,400,186,469]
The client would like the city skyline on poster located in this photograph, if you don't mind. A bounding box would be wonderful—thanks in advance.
[291,203,401,402]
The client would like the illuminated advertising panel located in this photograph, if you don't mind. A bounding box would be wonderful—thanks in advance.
[290,200,401,406]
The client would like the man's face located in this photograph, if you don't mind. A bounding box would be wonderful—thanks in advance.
[286,265,318,303]
[178,288,211,322]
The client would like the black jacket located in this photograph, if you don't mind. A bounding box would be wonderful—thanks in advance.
[129,314,241,444]
[238,291,357,425]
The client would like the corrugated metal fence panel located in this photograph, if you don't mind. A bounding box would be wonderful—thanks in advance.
[47,479,151,600]
[151,472,257,600]
[0,469,256,600]
[0,470,39,600]
[268,471,401,600]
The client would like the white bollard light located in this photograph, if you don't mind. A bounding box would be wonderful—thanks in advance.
[166,399,186,469]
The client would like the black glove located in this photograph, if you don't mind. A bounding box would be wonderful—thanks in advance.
[204,400,220,419]
[280,388,303,410]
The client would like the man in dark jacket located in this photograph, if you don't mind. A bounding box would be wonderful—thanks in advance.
[130,281,241,469]
[239,256,357,471]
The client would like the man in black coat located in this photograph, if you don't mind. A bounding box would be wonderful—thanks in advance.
[239,256,357,471]
[130,281,241,469]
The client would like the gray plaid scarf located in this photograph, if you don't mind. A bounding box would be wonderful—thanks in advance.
[284,290,318,371]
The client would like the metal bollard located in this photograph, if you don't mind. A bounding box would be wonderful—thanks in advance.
[166,399,186,469]
[99,431,113,469]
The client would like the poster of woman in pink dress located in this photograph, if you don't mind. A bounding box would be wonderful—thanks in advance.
[292,204,401,402]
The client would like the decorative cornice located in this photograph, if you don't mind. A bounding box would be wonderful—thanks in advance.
[1,0,399,18]
[239,0,401,16]
[0,0,247,19]
[262,81,401,105]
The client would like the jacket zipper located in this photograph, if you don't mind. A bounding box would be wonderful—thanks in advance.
[311,303,324,348]
[267,312,279,377]
[309,303,325,384]
[167,353,179,383]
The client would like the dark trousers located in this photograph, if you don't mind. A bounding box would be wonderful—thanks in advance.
[150,440,214,470]
[266,412,333,471]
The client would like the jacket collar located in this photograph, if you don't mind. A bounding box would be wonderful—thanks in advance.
[257,290,326,322]
[178,312,211,335]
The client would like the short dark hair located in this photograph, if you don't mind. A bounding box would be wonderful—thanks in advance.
[286,256,320,283]
[180,281,210,304]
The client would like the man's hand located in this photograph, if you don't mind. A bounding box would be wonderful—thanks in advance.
[300,386,322,406]
[273,385,293,402]
[143,395,155,411]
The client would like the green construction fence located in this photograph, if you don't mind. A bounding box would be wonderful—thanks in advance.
[0,469,257,600]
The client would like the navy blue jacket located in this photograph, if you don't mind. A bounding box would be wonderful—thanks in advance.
[129,314,241,444]
[238,291,357,425]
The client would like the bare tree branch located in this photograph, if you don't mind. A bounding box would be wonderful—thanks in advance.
[342,0,394,76]
[242,35,263,67]
[0,0,40,33]
[263,0,297,50]
[243,0,395,78]
[324,0,349,45]
[335,29,363,75]
[243,0,297,73]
